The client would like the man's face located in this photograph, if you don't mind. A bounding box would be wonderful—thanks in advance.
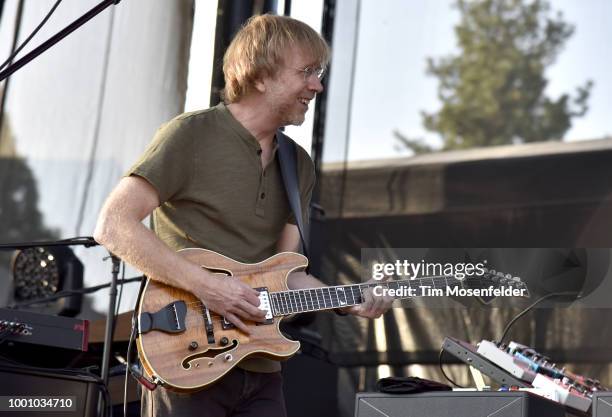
[261,48,324,127]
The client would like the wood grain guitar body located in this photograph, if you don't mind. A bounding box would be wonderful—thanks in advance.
[136,248,307,392]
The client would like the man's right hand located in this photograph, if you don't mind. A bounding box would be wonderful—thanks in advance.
[94,176,267,334]
[195,271,267,334]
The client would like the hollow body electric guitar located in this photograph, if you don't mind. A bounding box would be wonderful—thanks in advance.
[136,248,528,392]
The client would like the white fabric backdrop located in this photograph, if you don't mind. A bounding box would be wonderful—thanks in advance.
[0,0,194,316]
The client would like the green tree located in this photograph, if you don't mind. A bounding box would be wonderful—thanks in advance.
[398,0,592,153]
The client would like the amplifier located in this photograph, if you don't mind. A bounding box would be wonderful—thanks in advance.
[0,364,102,417]
[592,392,612,417]
[0,308,88,351]
[355,391,567,417]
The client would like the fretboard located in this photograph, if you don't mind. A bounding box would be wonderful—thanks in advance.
[270,275,465,316]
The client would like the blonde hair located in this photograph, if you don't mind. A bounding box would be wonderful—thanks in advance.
[222,14,330,103]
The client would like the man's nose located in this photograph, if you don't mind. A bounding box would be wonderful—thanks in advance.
[308,76,324,93]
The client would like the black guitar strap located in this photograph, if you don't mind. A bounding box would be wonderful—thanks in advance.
[276,129,310,259]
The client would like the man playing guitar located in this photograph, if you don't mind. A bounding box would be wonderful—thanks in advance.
[94,14,393,417]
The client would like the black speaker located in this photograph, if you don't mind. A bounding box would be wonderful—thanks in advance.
[355,391,566,417]
[0,364,103,417]
[592,392,612,417]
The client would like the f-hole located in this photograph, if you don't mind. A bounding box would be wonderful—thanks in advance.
[203,266,232,277]
[182,340,239,369]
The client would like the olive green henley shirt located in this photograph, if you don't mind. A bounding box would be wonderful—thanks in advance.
[127,102,315,372]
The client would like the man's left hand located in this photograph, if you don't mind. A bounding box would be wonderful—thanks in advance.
[343,278,395,319]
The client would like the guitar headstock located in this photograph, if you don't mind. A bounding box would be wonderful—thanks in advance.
[464,268,531,304]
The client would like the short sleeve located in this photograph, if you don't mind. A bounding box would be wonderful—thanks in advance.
[125,117,195,204]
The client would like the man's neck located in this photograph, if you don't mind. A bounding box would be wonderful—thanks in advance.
[226,99,280,148]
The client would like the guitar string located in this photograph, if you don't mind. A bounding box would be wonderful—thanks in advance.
[178,275,524,317]
[179,275,523,313]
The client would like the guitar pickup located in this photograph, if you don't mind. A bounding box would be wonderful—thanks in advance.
[203,305,215,344]
[255,287,274,325]
[221,287,274,330]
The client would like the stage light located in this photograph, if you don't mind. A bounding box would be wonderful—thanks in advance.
[12,247,60,300]
[11,246,83,317]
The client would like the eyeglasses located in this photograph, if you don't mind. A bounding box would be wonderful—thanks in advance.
[293,66,326,82]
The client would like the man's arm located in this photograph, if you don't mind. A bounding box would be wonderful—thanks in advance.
[93,176,265,333]
[277,223,393,318]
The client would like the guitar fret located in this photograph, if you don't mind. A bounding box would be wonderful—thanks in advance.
[319,289,325,309]
[325,288,331,308]
[270,294,277,316]
[307,289,314,311]
[332,287,339,308]
[275,293,283,315]
[312,289,320,309]
[285,292,292,314]
[302,290,310,312]
[278,293,285,315]
[292,291,299,312]
[337,287,347,307]
[330,287,338,308]
[309,289,316,311]
[352,285,361,304]
[290,291,298,313]
[294,291,301,312]
[276,293,283,315]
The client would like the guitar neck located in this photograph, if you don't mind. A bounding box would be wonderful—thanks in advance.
[270,275,463,317]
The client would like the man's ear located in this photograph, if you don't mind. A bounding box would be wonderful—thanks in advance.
[254,78,266,93]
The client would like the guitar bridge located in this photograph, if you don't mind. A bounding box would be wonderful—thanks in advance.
[139,301,187,334]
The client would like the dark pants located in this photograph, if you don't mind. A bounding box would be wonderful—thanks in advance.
[141,368,286,417]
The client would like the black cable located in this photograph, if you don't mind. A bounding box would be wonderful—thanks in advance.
[123,314,138,417]
[8,276,142,308]
[0,0,121,82]
[0,0,63,72]
[0,236,98,249]
[111,261,125,341]
[438,347,464,388]
[0,0,24,146]
[498,291,580,344]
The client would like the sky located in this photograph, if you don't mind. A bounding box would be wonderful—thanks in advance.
[187,0,612,163]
